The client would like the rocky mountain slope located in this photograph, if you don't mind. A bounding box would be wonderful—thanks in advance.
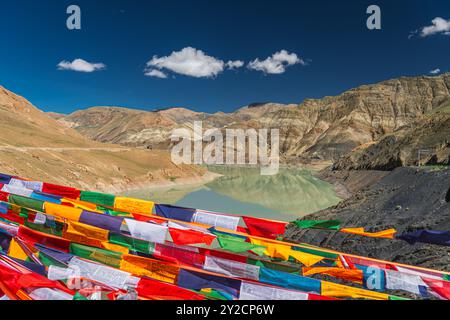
[285,167,450,271]
[334,104,450,170]
[0,86,207,192]
[54,73,450,165]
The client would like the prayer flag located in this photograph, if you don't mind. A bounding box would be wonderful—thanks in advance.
[397,230,450,246]
[242,216,287,239]
[292,220,341,230]
[155,204,196,222]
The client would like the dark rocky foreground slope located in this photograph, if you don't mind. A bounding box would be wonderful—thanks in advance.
[285,167,450,271]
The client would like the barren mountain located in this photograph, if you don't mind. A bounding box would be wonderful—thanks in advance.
[56,73,450,164]
[0,86,207,192]
[334,105,450,170]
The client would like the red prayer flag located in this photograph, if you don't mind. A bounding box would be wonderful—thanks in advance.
[200,248,248,263]
[0,263,74,296]
[17,226,71,253]
[42,183,80,200]
[308,293,340,300]
[169,228,216,246]
[136,278,205,300]
[132,213,166,224]
[242,216,287,239]
[0,191,9,202]
[423,278,450,300]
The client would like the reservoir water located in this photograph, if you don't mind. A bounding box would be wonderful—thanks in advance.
[123,166,341,222]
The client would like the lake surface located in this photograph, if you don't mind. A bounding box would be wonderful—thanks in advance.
[123,166,341,222]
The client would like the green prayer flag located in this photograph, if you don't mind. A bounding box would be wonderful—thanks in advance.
[293,247,339,260]
[80,191,116,207]
[389,295,411,300]
[70,243,123,268]
[292,220,341,230]
[109,232,153,254]
[37,252,66,268]
[73,292,89,300]
[25,220,63,237]
[248,258,301,274]
[9,194,45,212]
[217,234,265,254]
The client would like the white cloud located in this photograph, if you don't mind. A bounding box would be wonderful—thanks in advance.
[145,69,168,78]
[430,68,441,75]
[146,47,225,78]
[418,17,450,37]
[247,50,305,74]
[57,59,106,72]
[226,60,244,69]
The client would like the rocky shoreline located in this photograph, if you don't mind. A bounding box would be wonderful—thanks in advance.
[286,167,450,271]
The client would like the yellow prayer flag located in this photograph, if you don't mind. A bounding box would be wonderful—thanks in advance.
[290,250,324,267]
[120,255,179,284]
[250,238,291,261]
[66,221,109,241]
[321,281,389,300]
[7,239,28,261]
[101,242,129,254]
[340,227,397,239]
[114,197,154,215]
[44,203,83,222]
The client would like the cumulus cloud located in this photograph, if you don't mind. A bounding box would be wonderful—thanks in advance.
[146,47,225,78]
[430,68,441,75]
[411,17,450,38]
[247,50,305,74]
[57,59,106,72]
[145,69,168,78]
[226,60,244,70]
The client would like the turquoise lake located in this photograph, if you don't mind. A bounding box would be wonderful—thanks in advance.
[123,166,341,222]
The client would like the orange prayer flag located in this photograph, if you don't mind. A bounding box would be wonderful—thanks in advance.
[340,227,397,239]
[63,221,108,248]
[302,267,363,284]
[44,203,83,222]
[65,221,109,241]
[120,254,179,284]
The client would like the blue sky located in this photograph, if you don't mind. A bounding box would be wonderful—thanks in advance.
[0,0,449,114]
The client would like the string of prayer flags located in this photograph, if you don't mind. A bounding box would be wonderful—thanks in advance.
[1,173,450,301]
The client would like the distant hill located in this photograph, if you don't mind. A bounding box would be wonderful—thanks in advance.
[0,86,207,191]
[55,73,450,166]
